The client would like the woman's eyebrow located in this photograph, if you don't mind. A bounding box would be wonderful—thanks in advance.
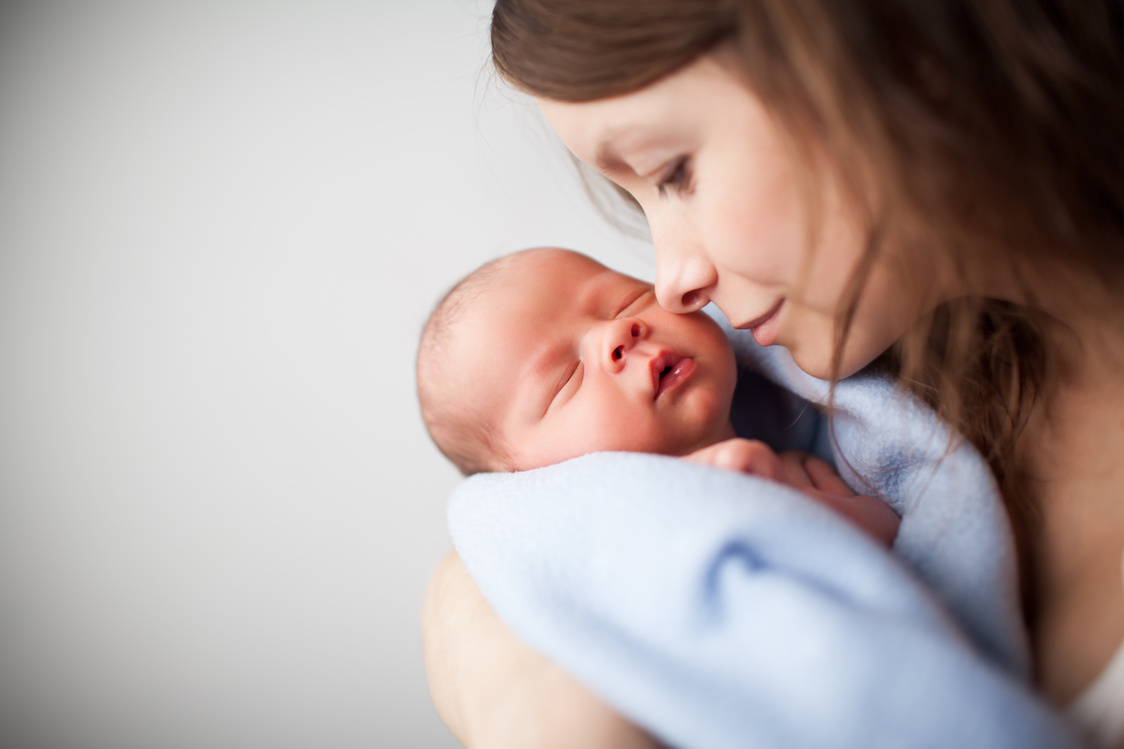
[593,124,648,175]
[595,142,628,174]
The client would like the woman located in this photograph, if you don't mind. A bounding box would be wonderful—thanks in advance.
[425,1,1124,746]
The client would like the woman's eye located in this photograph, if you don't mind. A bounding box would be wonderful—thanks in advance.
[656,157,691,197]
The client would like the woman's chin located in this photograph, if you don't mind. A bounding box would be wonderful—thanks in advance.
[788,336,887,381]
[788,350,860,382]
[786,346,835,381]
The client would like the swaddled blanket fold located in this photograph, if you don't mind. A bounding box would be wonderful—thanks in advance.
[448,322,1076,748]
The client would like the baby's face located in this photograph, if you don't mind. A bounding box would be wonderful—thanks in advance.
[447,249,737,470]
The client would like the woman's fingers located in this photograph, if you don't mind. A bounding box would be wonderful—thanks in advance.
[686,444,859,498]
[684,446,896,546]
[802,454,857,497]
[777,451,815,490]
[686,444,860,503]
[776,450,858,498]
[683,439,782,480]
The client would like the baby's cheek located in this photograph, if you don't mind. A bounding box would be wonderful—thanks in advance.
[621,422,672,455]
[686,383,734,433]
[583,411,660,454]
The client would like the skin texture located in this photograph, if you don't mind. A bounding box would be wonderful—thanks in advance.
[1023,338,1124,704]
[537,53,950,380]
[427,48,1124,749]
[435,248,900,540]
[443,248,739,469]
[422,552,667,749]
[535,54,1124,704]
[423,250,901,748]
[528,51,1124,706]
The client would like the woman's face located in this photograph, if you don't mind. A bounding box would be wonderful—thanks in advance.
[538,53,947,379]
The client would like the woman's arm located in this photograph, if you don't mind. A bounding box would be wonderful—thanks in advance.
[422,550,663,749]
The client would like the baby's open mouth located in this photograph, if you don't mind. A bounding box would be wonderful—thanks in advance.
[652,353,696,399]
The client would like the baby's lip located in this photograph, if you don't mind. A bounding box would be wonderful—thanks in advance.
[651,352,696,399]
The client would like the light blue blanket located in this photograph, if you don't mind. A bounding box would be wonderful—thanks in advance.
[448,321,1078,748]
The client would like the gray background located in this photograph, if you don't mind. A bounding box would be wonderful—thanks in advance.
[0,1,654,747]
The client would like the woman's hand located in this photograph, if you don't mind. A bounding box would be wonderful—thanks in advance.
[684,439,900,546]
[682,437,788,478]
[422,551,665,749]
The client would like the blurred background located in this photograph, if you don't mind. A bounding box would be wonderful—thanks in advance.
[0,2,653,747]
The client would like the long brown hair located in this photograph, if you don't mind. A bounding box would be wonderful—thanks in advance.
[492,0,1124,617]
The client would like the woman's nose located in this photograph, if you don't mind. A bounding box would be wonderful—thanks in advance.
[597,317,647,373]
[652,230,716,314]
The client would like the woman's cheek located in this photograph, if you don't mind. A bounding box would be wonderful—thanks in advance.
[705,219,788,289]
[722,196,806,287]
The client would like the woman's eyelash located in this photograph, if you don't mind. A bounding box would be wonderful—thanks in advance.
[656,157,691,197]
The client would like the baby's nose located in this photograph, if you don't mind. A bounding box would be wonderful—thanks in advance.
[602,318,646,372]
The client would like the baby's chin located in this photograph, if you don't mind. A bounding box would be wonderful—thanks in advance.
[667,417,738,457]
[507,414,738,470]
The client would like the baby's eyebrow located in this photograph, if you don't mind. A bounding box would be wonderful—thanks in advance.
[575,274,609,313]
[613,285,650,317]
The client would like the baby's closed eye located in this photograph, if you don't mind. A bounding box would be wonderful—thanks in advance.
[547,360,583,411]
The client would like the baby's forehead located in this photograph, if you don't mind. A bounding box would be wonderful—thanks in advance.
[507,247,606,279]
[506,249,638,298]
[448,250,648,361]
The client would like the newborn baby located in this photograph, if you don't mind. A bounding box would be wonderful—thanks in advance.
[417,248,899,546]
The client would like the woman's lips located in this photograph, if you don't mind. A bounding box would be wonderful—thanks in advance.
[652,353,696,399]
[736,299,784,346]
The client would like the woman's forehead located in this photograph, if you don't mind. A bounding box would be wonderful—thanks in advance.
[537,54,731,155]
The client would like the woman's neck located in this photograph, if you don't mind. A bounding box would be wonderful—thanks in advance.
[1021,299,1124,702]
[1028,293,1124,488]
